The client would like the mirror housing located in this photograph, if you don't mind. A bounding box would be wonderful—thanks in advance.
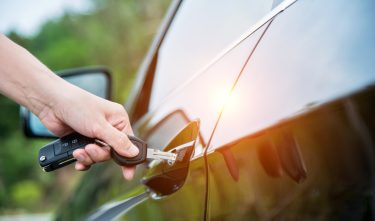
[21,67,112,138]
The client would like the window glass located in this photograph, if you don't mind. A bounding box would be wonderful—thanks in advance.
[150,0,274,109]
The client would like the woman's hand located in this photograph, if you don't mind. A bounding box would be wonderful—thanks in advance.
[39,82,139,180]
[0,34,138,180]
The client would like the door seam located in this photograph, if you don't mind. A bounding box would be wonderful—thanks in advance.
[202,18,274,221]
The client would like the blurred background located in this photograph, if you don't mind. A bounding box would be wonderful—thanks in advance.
[0,0,170,217]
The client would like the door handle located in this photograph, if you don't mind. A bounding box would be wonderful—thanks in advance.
[141,120,200,196]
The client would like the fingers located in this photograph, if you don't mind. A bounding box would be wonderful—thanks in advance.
[122,121,134,136]
[73,146,137,181]
[95,123,139,158]
[73,117,138,181]
[75,162,90,171]
[73,144,111,169]
[85,144,111,162]
[73,148,93,165]
[122,166,136,180]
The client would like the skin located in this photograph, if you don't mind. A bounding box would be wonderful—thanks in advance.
[0,34,138,180]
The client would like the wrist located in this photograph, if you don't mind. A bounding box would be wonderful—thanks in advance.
[26,70,65,117]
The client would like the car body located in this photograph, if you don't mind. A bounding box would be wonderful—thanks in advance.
[56,0,375,220]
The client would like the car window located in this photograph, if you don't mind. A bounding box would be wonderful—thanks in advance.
[149,0,274,110]
[209,0,375,149]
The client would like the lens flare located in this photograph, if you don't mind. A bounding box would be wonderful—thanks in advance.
[212,86,240,115]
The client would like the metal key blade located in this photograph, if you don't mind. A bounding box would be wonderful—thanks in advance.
[146,140,195,162]
[147,149,177,161]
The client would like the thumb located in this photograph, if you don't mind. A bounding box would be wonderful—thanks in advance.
[95,123,139,158]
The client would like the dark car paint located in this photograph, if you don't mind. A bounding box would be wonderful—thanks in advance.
[207,87,375,220]
[205,0,375,219]
[56,0,375,220]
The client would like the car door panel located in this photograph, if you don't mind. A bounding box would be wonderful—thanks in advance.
[107,6,280,219]
[208,93,375,220]
[206,0,375,220]
[115,25,272,220]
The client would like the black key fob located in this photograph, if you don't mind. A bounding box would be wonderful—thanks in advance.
[110,135,148,166]
[38,132,147,172]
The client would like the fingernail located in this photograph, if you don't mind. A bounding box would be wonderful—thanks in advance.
[128,144,139,157]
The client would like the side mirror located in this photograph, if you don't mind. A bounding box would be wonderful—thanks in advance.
[21,67,112,138]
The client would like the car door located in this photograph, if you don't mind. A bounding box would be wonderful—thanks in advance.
[116,1,278,220]
[205,0,375,220]
[56,0,278,220]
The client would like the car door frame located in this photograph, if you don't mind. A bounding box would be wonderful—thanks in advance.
[126,0,182,123]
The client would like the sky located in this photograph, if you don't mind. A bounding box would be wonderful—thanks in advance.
[0,0,92,36]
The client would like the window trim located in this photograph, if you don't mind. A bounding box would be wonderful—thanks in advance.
[126,0,183,123]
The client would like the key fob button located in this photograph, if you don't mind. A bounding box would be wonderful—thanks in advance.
[71,138,80,149]
[79,137,93,146]
[61,141,70,153]
[54,141,62,155]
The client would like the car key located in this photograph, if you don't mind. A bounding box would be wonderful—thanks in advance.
[38,132,179,172]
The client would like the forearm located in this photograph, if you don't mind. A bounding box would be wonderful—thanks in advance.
[0,34,64,116]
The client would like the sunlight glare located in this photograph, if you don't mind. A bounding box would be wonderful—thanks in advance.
[212,86,240,115]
